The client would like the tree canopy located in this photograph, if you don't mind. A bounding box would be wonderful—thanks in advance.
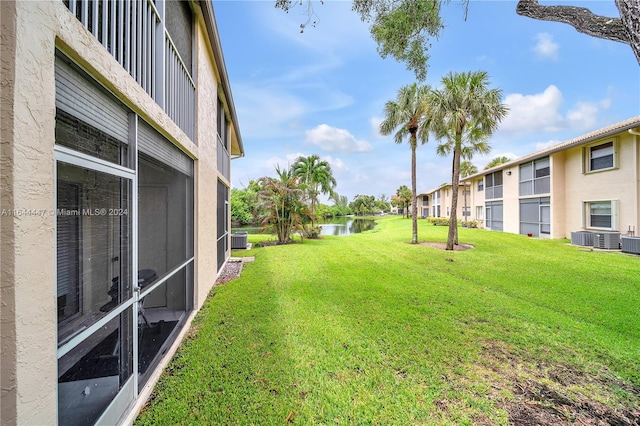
[275,0,639,82]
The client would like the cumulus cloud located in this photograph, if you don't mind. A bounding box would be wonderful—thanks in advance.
[305,124,374,153]
[320,155,349,172]
[501,85,565,132]
[500,85,611,134]
[533,32,559,61]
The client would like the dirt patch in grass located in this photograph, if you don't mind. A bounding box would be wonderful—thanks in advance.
[420,242,475,251]
[477,340,640,425]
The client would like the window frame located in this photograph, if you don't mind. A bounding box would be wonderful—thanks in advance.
[485,171,503,199]
[519,156,550,196]
[583,139,617,174]
[583,200,618,231]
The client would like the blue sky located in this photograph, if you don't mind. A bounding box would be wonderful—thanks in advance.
[214,0,640,201]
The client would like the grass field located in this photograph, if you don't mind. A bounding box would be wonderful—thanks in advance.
[135,216,640,425]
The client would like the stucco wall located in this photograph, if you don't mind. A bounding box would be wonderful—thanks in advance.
[550,151,567,238]
[194,17,220,310]
[501,168,519,234]
[2,1,236,424]
[562,132,639,235]
[2,2,59,424]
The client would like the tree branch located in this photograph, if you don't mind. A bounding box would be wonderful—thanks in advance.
[516,0,629,44]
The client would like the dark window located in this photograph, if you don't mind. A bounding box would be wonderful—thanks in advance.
[520,157,550,196]
[589,142,614,171]
[485,172,503,199]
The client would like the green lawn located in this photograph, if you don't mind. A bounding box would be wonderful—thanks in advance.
[136,216,640,425]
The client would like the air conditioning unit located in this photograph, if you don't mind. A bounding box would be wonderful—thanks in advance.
[593,232,620,250]
[231,232,248,249]
[570,231,593,246]
[621,236,640,255]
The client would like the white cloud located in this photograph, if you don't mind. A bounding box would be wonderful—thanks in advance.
[369,116,384,138]
[305,124,374,153]
[320,155,349,172]
[566,98,611,130]
[533,32,559,61]
[501,85,565,133]
[500,85,612,134]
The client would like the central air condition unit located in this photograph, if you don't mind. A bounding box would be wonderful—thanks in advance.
[593,232,621,250]
[570,231,593,246]
[231,232,248,249]
[621,236,640,255]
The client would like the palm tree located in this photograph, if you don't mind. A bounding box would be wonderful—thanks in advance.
[256,165,310,244]
[292,154,337,228]
[379,83,432,244]
[484,155,510,170]
[430,71,508,250]
[460,161,478,178]
[395,185,412,218]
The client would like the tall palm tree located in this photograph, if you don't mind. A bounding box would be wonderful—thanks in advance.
[430,71,508,250]
[292,154,337,227]
[379,83,432,244]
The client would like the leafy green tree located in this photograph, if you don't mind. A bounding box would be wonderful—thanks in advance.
[330,194,352,217]
[256,166,311,244]
[394,185,412,218]
[230,180,260,225]
[484,155,510,170]
[430,70,508,250]
[374,194,391,213]
[277,1,640,76]
[231,188,253,225]
[379,83,431,243]
[292,154,337,227]
[349,195,376,216]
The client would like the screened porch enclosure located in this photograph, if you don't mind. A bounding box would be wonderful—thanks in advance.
[62,0,196,140]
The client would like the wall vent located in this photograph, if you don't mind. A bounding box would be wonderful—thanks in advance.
[621,236,640,255]
[593,232,620,250]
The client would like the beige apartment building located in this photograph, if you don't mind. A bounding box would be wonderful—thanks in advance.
[1,1,243,424]
[422,117,640,243]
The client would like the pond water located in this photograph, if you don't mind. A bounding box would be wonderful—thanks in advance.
[232,217,376,236]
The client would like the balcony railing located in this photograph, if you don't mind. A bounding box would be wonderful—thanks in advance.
[64,0,195,141]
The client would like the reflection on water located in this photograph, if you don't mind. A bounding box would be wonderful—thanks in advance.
[232,217,376,236]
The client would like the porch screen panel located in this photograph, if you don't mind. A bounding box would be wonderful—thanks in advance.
[138,121,193,177]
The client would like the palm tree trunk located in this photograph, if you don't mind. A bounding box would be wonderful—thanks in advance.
[411,137,418,244]
[447,147,461,250]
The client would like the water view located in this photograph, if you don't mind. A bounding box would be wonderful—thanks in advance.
[232,217,376,236]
